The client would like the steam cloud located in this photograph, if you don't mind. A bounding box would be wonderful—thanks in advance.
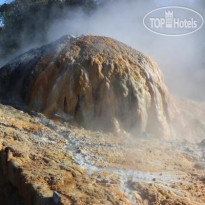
[1,0,205,100]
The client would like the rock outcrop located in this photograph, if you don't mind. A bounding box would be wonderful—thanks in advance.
[0,35,176,138]
[0,103,205,205]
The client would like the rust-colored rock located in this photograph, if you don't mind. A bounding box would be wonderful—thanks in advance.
[0,35,176,137]
[0,103,204,205]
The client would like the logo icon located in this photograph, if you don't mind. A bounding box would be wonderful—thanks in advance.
[143,6,204,36]
[165,11,173,28]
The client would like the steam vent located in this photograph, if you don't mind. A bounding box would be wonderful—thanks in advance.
[0,35,175,138]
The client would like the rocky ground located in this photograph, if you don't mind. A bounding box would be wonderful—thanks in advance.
[0,103,204,205]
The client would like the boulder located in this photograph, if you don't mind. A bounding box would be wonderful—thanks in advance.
[0,35,176,137]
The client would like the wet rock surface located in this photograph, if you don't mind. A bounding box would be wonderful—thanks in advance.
[0,103,204,205]
[0,35,205,205]
[0,35,177,138]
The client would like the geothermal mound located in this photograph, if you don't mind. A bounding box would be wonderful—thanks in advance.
[0,35,175,137]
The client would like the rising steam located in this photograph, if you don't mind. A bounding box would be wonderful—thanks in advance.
[1,0,205,100]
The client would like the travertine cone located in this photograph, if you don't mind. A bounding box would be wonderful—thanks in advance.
[0,35,177,138]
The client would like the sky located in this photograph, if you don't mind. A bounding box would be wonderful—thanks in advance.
[0,1,4,26]
[0,0,5,26]
[0,0,13,5]
[0,0,6,5]
[0,0,13,26]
